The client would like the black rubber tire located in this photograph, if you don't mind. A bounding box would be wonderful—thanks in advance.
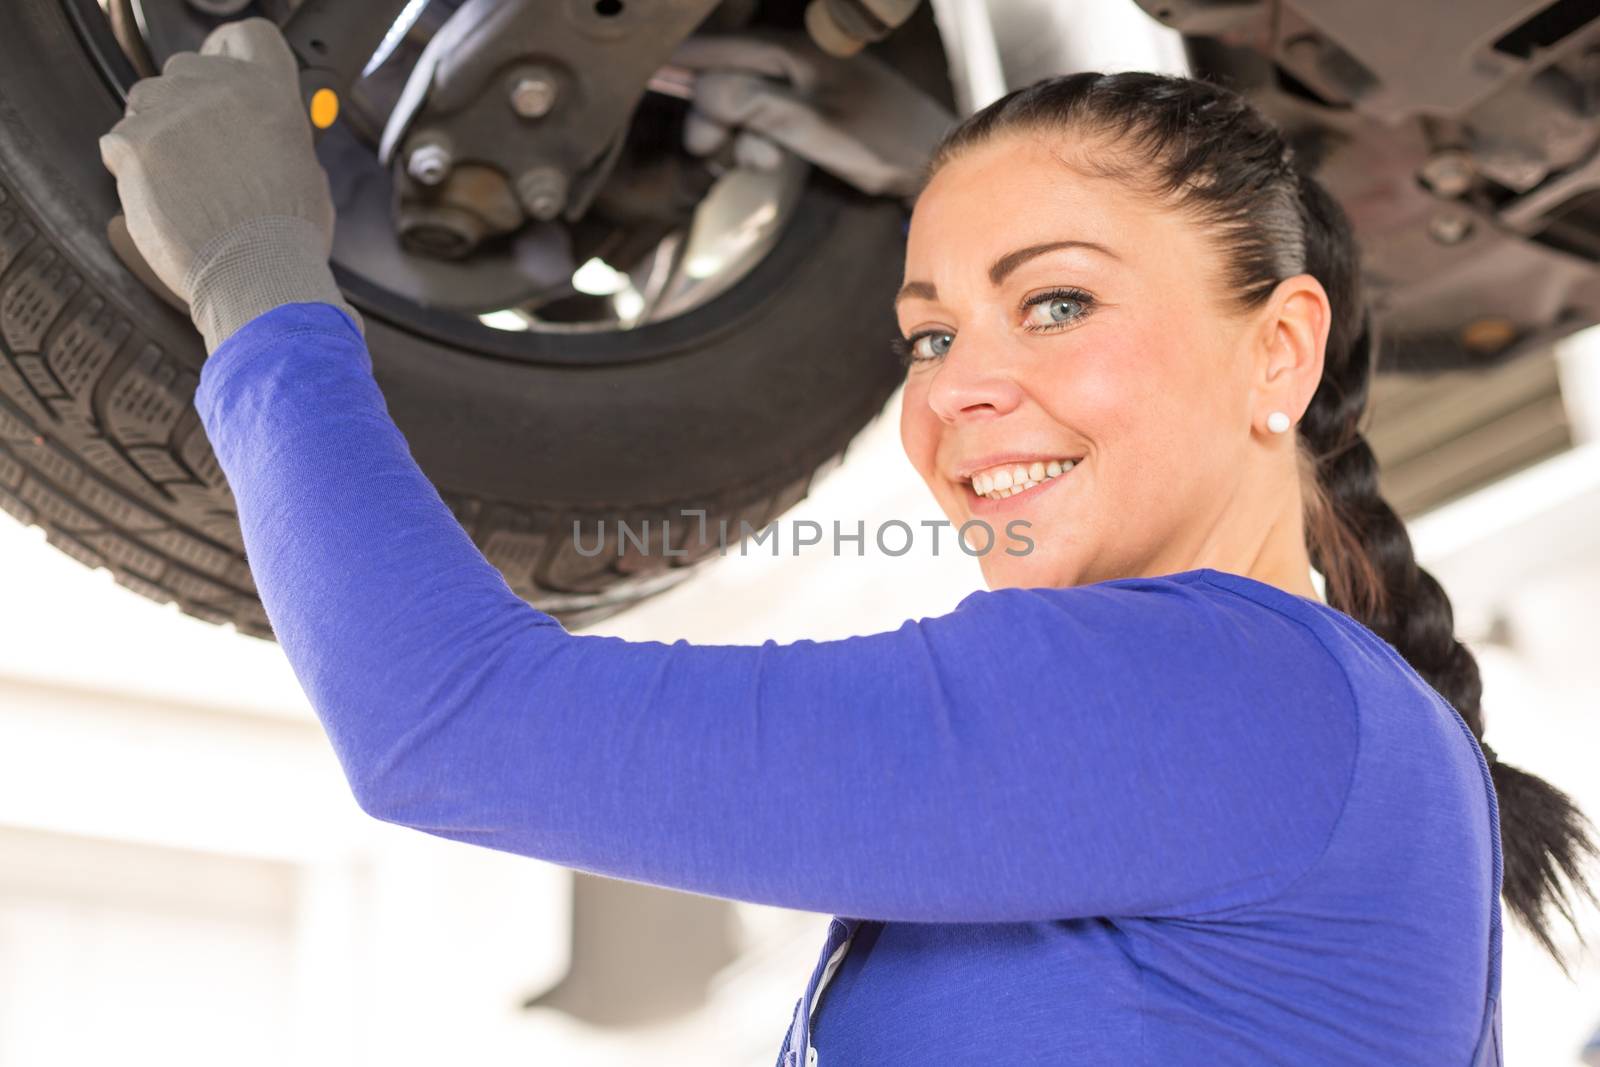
[0,0,950,637]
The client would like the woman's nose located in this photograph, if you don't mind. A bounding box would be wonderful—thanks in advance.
[922,339,1025,423]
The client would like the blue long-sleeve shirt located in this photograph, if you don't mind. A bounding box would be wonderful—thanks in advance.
[193,301,1504,1066]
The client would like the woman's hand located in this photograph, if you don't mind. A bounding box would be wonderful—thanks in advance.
[99,17,363,354]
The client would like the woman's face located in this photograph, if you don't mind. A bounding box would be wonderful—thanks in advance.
[897,130,1275,590]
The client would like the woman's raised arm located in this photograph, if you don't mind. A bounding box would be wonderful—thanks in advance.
[197,300,1360,923]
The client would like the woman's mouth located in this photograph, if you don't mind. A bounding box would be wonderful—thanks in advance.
[963,457,1081,514]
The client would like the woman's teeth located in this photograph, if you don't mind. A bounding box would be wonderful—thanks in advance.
[971,458,1077,501]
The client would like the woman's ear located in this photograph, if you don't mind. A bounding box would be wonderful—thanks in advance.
[1254,273,1330,426]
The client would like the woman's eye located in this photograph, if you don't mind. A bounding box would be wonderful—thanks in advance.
[892,329,953,366]
[911,332,954,361]
[894,288,1094,366]
[1023,288,1093,331]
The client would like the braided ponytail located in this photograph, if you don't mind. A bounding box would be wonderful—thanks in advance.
[923,69,1600,972]
[1293,167,1600,973]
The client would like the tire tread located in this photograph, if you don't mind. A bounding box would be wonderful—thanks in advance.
[0,170,875,637]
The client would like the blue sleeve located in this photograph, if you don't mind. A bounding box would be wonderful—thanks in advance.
[194,301,1360,923]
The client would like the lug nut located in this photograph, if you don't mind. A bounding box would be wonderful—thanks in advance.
[516,167,568,221]
[407,140,453,187]
[1420,149,1475,198]
[510,75,559,119]
[1428,209,1473,245]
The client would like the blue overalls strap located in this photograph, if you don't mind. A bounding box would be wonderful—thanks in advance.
[774,917,863,1067]
[1468,994,1502,1067]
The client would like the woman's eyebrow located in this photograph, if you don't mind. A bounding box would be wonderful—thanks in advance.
[990,239,1121,284]
[895,239,1121,306]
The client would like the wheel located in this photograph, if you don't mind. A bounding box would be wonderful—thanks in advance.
[0,0,954,636]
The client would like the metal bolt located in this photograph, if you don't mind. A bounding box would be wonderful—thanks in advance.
[1420,149,1475,198]
[516,167,569,221]
[509,75,558,119]
[1428,209,1473,245]
[407,141,453,187]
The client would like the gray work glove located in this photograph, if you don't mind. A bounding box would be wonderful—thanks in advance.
[668,29,957,201]
[98,17,364,354]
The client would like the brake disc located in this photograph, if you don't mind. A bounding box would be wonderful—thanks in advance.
[114,0,811,328]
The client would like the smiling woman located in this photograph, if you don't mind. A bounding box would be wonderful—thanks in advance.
[94,20,1593,1066]
[894,132,1327,598]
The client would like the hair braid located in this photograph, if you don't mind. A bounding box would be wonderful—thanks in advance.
[1294,158,1600,974]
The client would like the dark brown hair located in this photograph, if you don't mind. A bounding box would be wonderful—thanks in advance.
[918,70,1598,971]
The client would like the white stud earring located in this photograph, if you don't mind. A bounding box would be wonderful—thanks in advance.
[1266,411,1291,434]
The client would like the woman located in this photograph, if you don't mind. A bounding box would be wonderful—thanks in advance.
[99,18,1596,1067]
